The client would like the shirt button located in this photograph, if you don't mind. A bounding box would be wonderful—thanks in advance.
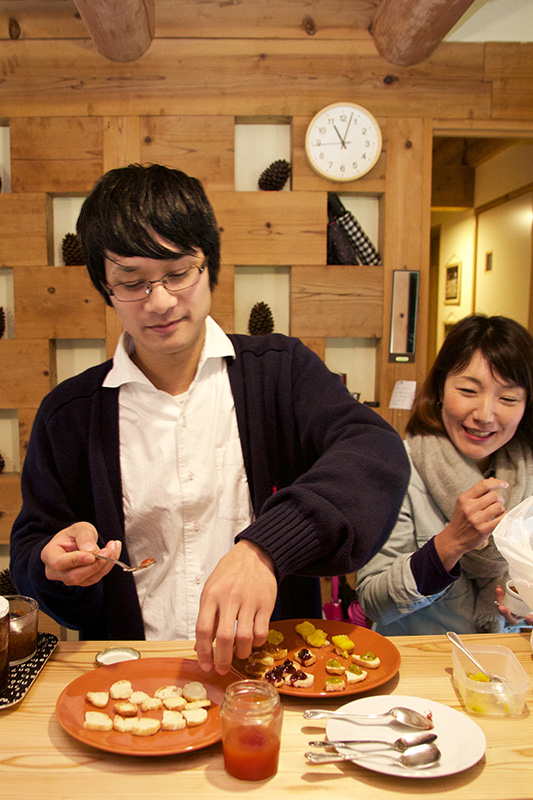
[195,575,202,585]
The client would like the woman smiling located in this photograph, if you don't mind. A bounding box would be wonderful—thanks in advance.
[357,314,533,635]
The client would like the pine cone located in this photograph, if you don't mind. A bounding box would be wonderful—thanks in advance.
[248,301,275,336]
[0,307,5,339]
[62,232,84,266]
[258,159,291,191]
[0,568,17,595]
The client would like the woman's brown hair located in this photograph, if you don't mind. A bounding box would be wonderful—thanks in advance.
[407,315,533,441]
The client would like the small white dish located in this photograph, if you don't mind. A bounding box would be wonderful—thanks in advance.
[503,581,533,619]
[325,694,486,778]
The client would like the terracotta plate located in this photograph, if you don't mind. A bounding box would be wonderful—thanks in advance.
[56,657,239,757]
[232,619,401,698]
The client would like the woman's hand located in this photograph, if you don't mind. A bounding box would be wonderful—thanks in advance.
[41,522,122,587]
[434,477,509,572]
[495,584,533,626]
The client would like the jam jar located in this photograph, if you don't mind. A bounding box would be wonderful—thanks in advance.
[220,679,283,780]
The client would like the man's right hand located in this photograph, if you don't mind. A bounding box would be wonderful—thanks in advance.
[41,522,122,587]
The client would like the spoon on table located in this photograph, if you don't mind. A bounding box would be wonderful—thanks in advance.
[303,706,434,730]
[446,631,505,683]
[92,551,156,573]
[309,730,437,752]
[305,742,441,769]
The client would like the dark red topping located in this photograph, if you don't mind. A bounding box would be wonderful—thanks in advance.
[287,669,307,685]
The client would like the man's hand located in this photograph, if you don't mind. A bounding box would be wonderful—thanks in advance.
[194,540,278,675]
[41,522,122,587]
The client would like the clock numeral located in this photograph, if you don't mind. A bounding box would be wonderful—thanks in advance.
[352,161,358,170]
[318,126,327,135]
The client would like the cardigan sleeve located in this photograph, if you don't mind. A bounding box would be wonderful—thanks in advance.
[231,335,411,582]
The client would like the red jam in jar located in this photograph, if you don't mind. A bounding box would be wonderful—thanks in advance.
[221,679,283,781]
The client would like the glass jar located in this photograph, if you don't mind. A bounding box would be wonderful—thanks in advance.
[0,596,9,694]
[220,679,283,781]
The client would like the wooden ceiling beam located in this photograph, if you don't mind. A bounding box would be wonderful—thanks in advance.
[74,0,155,63]
[370,0,476,66]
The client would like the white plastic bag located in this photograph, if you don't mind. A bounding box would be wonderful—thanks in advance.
[493,495,533,609]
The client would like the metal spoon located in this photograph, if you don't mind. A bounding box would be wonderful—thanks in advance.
[309,730,437,752]
[303,706,434,730]
[93,552,156,573]
[305,742,441,769]
[446,631,505,683]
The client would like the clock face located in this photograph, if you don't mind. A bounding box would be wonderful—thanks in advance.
[305,102,382,182]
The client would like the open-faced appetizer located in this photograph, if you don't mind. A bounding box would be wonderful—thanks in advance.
[294,647,316,667]
[345,663,368,683]
[352,651,381,669]
[331,634,355,658]
[325,658,345,675]
[284,669,314,689]
[295,620,329,648]
[324,675,346,692]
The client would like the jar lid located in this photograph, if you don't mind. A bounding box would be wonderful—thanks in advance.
[0,596,8,617]
[94,646,141,667]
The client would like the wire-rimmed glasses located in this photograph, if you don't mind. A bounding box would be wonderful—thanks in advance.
[106,262,206,302]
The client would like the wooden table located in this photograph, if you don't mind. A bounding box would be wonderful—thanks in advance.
[1,632,532,798]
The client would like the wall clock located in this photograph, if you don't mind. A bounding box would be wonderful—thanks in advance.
[305,102,382,182]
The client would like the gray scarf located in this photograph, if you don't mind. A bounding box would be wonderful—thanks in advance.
[408,434,533,632]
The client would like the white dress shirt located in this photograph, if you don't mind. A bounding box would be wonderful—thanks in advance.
[103,317,253,640]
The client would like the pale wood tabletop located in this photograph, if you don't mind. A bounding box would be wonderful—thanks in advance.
[1,632,532,799]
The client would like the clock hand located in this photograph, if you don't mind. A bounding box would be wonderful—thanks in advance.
[342,112,353,143]
[333,124,347,149]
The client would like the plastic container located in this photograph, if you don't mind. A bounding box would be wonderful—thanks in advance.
[452,643,528,716]
[220,680,283,781]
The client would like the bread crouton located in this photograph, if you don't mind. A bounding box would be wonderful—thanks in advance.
[109,679,133,699]
[86,691,109,708]
[131,717,161,737]
[113,714,136,733]
[161,710,186,731]
[113,701,138,717]
[84,711,113,731]
[182,708,208,727]
[182,681,207,702]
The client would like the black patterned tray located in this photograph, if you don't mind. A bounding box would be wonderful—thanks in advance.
[0,632,58,708]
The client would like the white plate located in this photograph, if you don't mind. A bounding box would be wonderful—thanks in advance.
[325,694,486,778]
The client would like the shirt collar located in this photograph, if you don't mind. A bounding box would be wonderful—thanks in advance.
[103,316,235,390]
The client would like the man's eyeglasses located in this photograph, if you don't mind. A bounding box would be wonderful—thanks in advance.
[106,262,206,302]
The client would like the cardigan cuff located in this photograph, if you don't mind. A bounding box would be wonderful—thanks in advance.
[410,537,460,596]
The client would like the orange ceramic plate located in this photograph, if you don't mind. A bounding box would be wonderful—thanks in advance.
[56,657,239,757]
[232,619,401,698]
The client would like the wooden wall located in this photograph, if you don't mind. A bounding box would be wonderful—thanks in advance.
[0,1,532,543]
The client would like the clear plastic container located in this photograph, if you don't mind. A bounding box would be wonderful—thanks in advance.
[452,643,528,716]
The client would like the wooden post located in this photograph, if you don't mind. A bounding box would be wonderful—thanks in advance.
[370,0,476,66]
[74,0,155,62]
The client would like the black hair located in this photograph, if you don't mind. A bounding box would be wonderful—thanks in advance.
[408,314,533,441]
[77,163,220,306]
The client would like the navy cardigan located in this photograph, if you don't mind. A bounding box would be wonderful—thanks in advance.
[10,333,409,639]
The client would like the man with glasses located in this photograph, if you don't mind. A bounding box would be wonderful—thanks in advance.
[10,163,409,675]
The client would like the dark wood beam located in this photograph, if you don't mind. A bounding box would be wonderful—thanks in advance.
[370,0,476,66]
[74,0,155,63]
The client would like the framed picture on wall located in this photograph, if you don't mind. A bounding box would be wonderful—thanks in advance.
[444,260,461,305]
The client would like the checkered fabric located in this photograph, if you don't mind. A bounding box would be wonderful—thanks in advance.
[338,211,381,266]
